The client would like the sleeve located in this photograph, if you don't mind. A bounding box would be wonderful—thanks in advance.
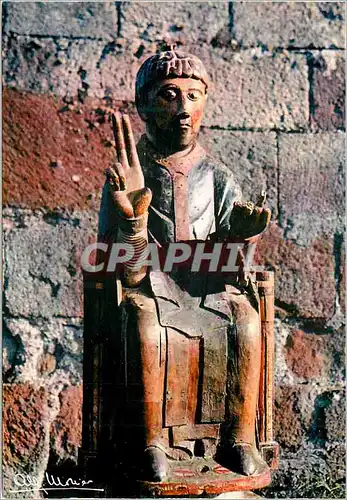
[213,163,243,238]
[97,182,149,287]
[97,182,119,244]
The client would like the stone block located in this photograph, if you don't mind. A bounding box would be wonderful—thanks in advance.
[4,2,118,40]
[284,328,333,380]
[338,237,345,314]
[278,133,345,244]
[326,443,346,481]
[310,390,346,449]
[2,323,25,383]
[4,319,44,384]
[120,1,229,48]
[2,383,50,499]
[3,35,105,98]
[310,50,345,131]
[274,385,304,452]
[257,223,336,319]
[329,326,346,383]
[274,384,319,452]
[273,319,297,386]
[3,35,143,102]
[199,48,309,130]
[274,386,347,459]
[233,2,345,49]
[3,88,142,210]
[3,211,97,318]
[199,129,277,215]
[324,390,346,443]
[3,316,83,386]
[264,448,343,499]
[96,48,145,101]
[274,319,345,386]
[50,385,82,463]
[3,37,309,130]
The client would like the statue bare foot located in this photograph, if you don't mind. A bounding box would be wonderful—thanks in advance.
[223,443,268,476]
[142,446,169,482]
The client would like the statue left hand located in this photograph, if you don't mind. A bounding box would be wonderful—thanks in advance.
[229,192,271,242]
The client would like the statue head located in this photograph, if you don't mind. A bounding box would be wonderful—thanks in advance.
[135,45,210,153]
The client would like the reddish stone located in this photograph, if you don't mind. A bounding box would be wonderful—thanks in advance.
[257,223,336,319]
[50,385,82,461]
[3,383,49,468]
[274,385,305,452]
[311,52,345,131]
[284,329,331,379]
[3,88,144,210]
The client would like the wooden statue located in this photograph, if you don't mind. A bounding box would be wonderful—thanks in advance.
[80,45,278,496]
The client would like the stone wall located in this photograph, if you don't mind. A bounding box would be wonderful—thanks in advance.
[2,1,345,498]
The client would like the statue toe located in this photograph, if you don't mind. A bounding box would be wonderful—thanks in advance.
[223,443,268,476]
[142,446,169,482]
[238,448,265,476]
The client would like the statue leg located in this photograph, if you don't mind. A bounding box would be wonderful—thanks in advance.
[123,287,169,480]
[225,285,267,475]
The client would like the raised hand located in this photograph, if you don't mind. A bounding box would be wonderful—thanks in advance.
[106,112,152,218]
[229,191,271,242]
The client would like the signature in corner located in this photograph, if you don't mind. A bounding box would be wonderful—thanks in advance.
[10,472,105,494]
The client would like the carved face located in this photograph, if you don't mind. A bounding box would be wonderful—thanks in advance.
[145,78,207,153]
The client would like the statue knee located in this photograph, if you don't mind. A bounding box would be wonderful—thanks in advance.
[125,290,161,344]
[125,290,157,312]
[237,319,261,349]
[233,301,261,349]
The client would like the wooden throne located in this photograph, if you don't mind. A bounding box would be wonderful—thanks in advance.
[79,270,279,497]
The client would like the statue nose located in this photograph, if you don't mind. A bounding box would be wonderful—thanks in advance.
[178,112,190,119]
[177,94,192,114]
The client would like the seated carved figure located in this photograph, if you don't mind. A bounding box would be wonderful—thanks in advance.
[89,45,275,491]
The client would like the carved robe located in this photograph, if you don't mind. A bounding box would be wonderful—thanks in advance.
[98,136,250,435]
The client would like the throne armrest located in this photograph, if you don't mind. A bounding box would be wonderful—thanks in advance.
[256,271,279,470]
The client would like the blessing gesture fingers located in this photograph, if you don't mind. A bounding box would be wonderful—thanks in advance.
[106,112,152,218]
[230,191,271,242]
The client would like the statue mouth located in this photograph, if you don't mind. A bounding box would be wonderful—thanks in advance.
[179,118,191,127]
[172,113,192,129]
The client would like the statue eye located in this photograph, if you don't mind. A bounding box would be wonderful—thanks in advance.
[187,91,200,101]
[160,89,178,101]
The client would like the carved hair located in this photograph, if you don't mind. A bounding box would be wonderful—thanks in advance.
[135,45,209,117]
